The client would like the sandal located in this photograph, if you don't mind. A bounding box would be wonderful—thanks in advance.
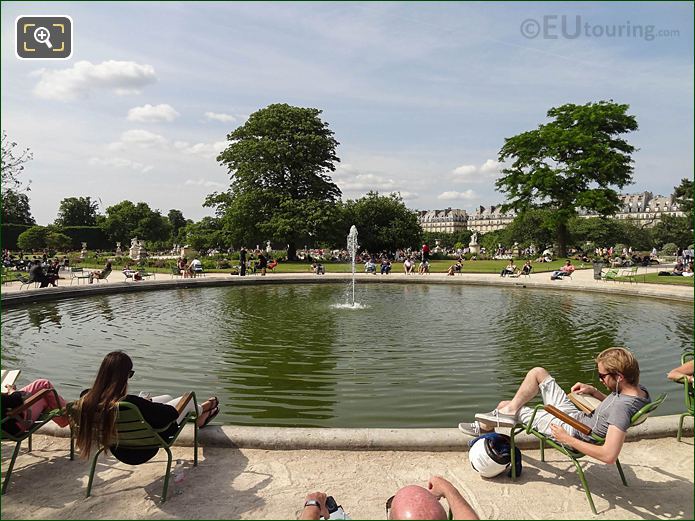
[199,406,219,428]
[204,396,219,411]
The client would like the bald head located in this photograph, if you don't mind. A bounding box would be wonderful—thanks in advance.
[389,485,447,520]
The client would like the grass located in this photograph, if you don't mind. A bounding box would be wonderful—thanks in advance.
[71,259,576,275]
[615,272,695,286]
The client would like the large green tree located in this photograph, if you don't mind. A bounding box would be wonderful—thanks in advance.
[1,131,35,225]
[496,101,638,256]
[342,191,421,253]
[54,196,100,226]
[652,214,692,248]
[101,200,171,247]
[167,209,188,243]
[214,103,341,260]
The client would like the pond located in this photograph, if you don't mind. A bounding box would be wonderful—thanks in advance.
[1,283,692,427]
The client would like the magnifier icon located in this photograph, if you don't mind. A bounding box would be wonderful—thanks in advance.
[33,26,53,49]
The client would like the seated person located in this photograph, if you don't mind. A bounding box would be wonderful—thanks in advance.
[71,351,219,465]
[682,262,694,277]
[380,258,392,275]
[188,258,203,277]
[660,261,685,276]
[500,260,517,277]
[177,257,188,277]
[364,259,376,274]
[299,476,478,520]
[459,347,650,467]
[122,264,143,281]
[88,261,112,283]
[418,259,430,274]
[310,262,325,275]
[268,259,279,271]
[403,257,414,275]
[521,260,532,275]
[28,259,57,288]
[550,260,575,280]
[1,378,70,436]
[447,260,463,276]
[667,359,694,385]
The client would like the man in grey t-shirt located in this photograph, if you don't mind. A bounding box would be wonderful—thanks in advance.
[459,347,650,465]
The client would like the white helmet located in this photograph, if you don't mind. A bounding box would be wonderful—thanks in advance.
[469,437,510,478]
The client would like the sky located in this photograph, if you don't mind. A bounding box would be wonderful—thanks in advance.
[1,1,693,225]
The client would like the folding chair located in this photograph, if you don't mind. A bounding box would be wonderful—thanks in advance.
[85,392,199,503]
[509,393,667,514]
[1,389,74,494]
[677,353,694,442]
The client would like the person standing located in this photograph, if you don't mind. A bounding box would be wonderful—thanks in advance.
[239,247,247,277]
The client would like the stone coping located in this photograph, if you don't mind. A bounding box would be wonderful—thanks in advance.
[39,414,692,451]
[1,271,693,308]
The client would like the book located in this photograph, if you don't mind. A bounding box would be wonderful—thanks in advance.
[568,392,602,414]
[1,369,21,393]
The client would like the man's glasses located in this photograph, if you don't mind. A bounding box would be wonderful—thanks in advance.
[385,495,453,520]
[597,371,614,381]
[128,370,135,378]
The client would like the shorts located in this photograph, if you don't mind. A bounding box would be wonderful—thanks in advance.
[517,376,584,437]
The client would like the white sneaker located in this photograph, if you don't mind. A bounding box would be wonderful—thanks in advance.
[474,409,518,427]
[458,421,484,437]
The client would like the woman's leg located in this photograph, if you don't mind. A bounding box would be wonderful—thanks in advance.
[18,379,69,428]
[164,396,205,425]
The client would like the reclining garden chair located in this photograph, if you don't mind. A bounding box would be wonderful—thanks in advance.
[600,267,620,282]
[85,392,199,503]
[509,393,667,514]
[676,353,694,442]
[1,388,74,494]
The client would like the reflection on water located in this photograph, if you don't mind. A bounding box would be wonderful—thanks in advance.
[1,284,692,427]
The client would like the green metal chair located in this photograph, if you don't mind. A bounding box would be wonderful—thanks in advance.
[509,393,667,514]
[677,353,694,442]
[85,392,198,503]
[600,268,620,282]
[1,389,74,494]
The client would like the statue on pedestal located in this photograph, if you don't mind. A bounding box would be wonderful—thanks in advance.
[80,242,88,260]
[115,242,122,255]
[468,232,480,255]
[129,237,147,262]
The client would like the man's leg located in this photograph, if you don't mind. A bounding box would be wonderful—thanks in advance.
[497,367,550,416]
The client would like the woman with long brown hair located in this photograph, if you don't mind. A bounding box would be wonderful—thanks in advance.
[72,351,219,464]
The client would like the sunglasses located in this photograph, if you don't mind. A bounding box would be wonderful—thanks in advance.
[385,495,453,520]
[597,371,614,381]
[128,370,135,378]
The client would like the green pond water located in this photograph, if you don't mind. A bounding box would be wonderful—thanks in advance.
[1,283,692,427]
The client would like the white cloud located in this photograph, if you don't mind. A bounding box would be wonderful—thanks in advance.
[479,159,501,174]
[204,111,237,123]
[451,159,501,182]
[184,178,225,188]
[127,104,180,122]
[437,190,477,201]
[33,60,157,101]
[452,164,476,176]
[88,157,154,173]
[175,140,227,159]
[112,129,167,149]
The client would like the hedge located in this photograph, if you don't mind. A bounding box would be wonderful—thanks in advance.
[1,223,32,250]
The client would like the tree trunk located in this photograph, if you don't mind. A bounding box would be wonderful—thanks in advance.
[287,240,297,261]
[556,221,569,258]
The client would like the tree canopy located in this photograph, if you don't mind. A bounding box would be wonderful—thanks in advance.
[54,196,100,226]
[214,103,341,259]
[342,191,421,253]
[1,131,35,225]
[101,200,171,247]
[496,101,638,256]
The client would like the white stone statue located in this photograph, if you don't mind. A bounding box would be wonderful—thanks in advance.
[115,242,122,255]
[266,240,272,254]
[470,232,478,245]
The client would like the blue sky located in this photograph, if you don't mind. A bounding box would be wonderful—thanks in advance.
[2,1,693,225]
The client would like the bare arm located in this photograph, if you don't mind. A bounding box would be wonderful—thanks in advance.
[298,492,328,520]
[667,360,694,382]
[570,382,607,401]
[428,476,479,520]
[550,424,626,464]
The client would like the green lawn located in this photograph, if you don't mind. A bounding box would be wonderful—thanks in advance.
[73,258,574,275]
[615,272,695,286]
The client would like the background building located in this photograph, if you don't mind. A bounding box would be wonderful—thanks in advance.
[417,191,685,234]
